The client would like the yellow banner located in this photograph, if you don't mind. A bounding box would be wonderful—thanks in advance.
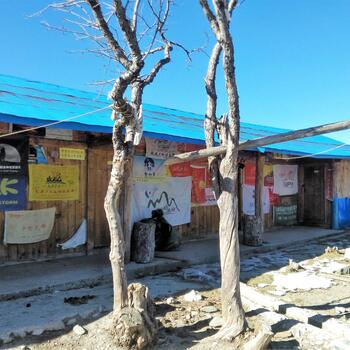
[29,164,80,201]
[59,147,86,160]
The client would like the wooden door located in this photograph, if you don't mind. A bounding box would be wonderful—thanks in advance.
[303,164,325,225]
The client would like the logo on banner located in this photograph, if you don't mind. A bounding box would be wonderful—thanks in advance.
[146,190,180,214]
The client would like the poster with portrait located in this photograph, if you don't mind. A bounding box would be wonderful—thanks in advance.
[133,156,166,182]
[0,137,28,175]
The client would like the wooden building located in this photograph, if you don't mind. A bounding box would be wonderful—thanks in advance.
[0,74,350,264]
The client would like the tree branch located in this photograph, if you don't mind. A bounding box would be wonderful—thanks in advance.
[86,0,130,67]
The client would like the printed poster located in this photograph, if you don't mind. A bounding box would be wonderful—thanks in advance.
[132,176,192,226]
[145,138,178,159]
[0,137,28,175]
[59,148,86,160]
[273,164,298,196]
[29,164,80,201]
[133,156,166,182]
[0,176,27,211]
[4,207,56,244]
[242,184,270,216]
[169,159,216,206]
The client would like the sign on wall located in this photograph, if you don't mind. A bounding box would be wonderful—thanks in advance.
[0,137,28,175]
[28,164,80,201]
[59,147,86,160]
[273,205,297,225]
[145,138,178,159]
[273,164,298,196]
[0,176,27,211]
[132,176,192,226]
[4,207,56,244]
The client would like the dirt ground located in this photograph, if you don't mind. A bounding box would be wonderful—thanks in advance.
[4,289,297,350]
[2,233,350,350]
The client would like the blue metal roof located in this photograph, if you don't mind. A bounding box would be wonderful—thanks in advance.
[1,73,350,158]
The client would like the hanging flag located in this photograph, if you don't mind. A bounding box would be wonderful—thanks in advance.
[273,164,298,196]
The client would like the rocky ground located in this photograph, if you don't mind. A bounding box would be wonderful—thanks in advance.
[1,233,350,350]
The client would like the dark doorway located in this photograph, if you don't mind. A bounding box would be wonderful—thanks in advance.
[303,164,325,225]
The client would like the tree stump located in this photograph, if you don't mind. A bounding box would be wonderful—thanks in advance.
[243,215,263,246]
[111,283,157,349]
[131,222,156,263]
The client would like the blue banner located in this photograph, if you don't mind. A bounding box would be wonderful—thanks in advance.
[0,176,27,211]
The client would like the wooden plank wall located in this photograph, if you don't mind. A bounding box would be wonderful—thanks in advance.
[334,160,350,198]
[0,137,87,264]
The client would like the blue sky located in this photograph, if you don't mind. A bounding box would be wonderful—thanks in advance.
[1,0,350,142]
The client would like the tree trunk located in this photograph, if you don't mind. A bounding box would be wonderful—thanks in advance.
[131,222,156,263]
[215,141,246,340]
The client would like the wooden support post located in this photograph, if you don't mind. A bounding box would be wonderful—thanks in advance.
[255,153,265,233]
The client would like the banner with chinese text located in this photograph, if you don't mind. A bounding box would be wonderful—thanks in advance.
[4,207,56,244]
[0,137,28,175]
[28,164,80,201]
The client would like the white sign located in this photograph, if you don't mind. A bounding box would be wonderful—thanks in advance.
[132,176,192,226]
[242,184,270,215]
[145,138,178,159]
[4,207,56,244]
[133,156,166,181]
[273,164,298,196]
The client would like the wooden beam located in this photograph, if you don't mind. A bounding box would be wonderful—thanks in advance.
[164,119,350,165]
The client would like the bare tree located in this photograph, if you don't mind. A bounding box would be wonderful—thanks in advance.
[199,0,272,347]
[41,0,176,347]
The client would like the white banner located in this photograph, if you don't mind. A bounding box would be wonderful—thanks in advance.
[242,184,270,215]
[133,156,166,181]
[57,219,87,250]
[132,176,192,226]
[145,138,178,159]
[4,207,56,244]
[273,164,298,196]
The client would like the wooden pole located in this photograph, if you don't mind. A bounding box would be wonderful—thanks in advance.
[164,119,350,165]
[255,153,265,232]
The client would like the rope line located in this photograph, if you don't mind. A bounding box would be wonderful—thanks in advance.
[273,141,349,160]
[0,104,112,138]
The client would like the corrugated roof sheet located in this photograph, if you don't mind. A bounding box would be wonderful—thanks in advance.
[1,73,350,158]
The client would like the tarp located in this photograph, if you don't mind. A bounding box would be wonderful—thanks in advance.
[332,198,350,229]
[1,74,350,158]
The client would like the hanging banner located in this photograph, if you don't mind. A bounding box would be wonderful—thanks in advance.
[145,138,178,159]
[133,156,166,182]
[4,207,56,244]
[59,148,86,161]
[242,184,270,215]
[273,164,298,196]
[132,176,192,226]
[273,205,297,225]
[0,137,28,175]
[28,164,80,201]
[0,176,27,211]
[325,167,333,201]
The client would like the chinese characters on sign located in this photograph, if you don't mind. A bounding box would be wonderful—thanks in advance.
[273,205,297,226]
[4,207,56,244]
[29,164,80,201]
[59,147,86,160]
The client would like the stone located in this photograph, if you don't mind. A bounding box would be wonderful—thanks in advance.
[344,248,350,259]
[73,324,87,336]
[183,290,202,302]
[20,346,32,350]
[209,316,223,328]
[166,297,175,304]
[201,305,218,313]
[335,306,346,314]
[257,283,269,288]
